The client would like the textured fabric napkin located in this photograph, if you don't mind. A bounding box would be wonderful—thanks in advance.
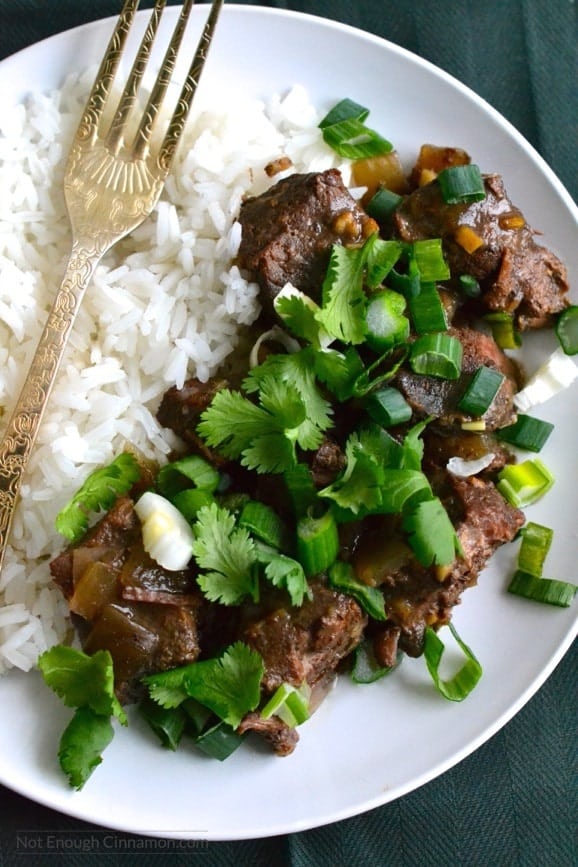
[0,2,576,865]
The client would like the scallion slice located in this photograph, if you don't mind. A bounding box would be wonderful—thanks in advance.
[507,570,577,608]
[366,187,402,223]
[484,312,521,349]
[457,366,505,416]
[437,164,486,204]
[423,623,482,701]
[555,305,578,355]
[238,500,287,550]
[194,720,246,760]
[328,561,387,620]
[351,639,401,684]
[409,332,463,379]
[411,239,451,283]
[364,289,410,352]
[496,414,554,452]
[497,458,555,507]
[407,282,448,335]
[518,522,553,577]
[365,386,413,427]
[260,682,311,728]
[296,509,340,576]
[458,274,481,298]
[318,99,392,159]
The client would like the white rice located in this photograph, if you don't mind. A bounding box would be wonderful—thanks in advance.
[0,71,349,674]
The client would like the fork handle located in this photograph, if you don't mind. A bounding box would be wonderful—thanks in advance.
[0,240,103,570]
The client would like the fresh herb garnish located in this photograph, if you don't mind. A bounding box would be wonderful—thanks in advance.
[55,452,141,542]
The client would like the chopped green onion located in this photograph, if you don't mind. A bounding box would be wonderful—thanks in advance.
[365,386,413,427]
[457,366,505,416]
[194,720,246,760]
[407,282,448,335]
[507,570,577,608]
[365,187,402,223]
[411,239,451,283]
[458,274,481,298]
[139,699,185,751]
[328,561,387,621]
[437,164,486,204]
[284,464,317,518]
[484,312,521,349]
[497,458,555,507]
[157,454,220,499]
[364,289,409,353]
[318,97,370,128]
[296,509,340,576]
[172,488,215,522]
[318,98,393,159]
[238,500,287,550]
[555,305,578,355]
[423,623,482,701]
[409,332,463,380]
[496,414,554,452]
[260,682,311,728]
[518,522,553,577]
[351,639,401,684]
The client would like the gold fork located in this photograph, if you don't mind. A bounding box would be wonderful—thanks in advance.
[0,0,224,571]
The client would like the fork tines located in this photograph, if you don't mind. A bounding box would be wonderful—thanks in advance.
[82,0,223,170]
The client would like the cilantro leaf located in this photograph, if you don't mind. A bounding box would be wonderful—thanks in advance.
[38,645,126,724]
[192,503,258,605]
[320,434,384,515]
[263,552,312,608]
[316,243,368,344]
[314,347,365,402]
[144,642,264,729]
[197,389,278,460]
[58,707,114,790]
[274,287,327,347]
[403,497,462,566]
[55,452,141,542]
[244,349,333,451]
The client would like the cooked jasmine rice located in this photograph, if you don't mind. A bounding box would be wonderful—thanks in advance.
[0,71,348,674]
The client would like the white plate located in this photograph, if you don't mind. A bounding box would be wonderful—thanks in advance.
[0,4,576,841]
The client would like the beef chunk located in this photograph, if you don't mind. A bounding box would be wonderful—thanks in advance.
[353,476,524,657]
[50,496,139,599]
[237,712,299,756]
[394,173,569,329]
[309,437,347,488]
[395,326,521,430]
[237,169,377,313]
[156,377,229,465]
[241,581,367,693]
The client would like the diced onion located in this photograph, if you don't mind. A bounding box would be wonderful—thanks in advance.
[249,323,301,369]
[134,491,195,571]
[513,348,578,412]
[447,453,496,478]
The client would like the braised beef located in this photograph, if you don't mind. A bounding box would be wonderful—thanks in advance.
[237,712,299,756]
[156,377,230,465]
[395,326,521,429]
[309,437,347,488]
[241,581,367,693]
[353,475,524,658]
[394,173,569,329]
[237,169,377,314]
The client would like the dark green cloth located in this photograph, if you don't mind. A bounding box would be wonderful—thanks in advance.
[0,2,576,865]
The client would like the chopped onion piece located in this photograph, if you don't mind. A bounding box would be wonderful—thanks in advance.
[447,453,496,478]
[514,348,578,412]
[249,323,301,368]
[135,491,195,571]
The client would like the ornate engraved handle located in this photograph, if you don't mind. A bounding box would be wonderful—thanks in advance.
[0,240,104,570]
